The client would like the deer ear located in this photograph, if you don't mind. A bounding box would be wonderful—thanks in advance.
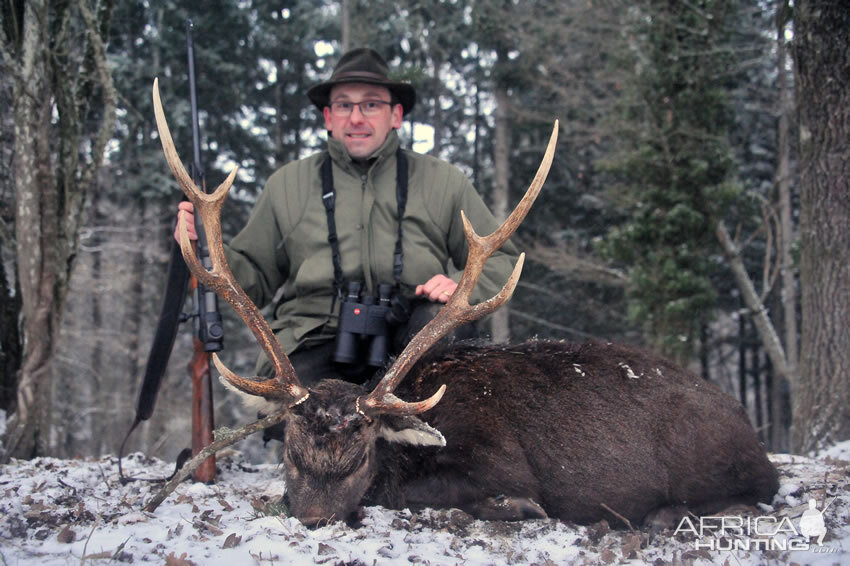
[377,416,446,448]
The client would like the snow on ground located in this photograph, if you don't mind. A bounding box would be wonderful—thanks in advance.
[0,443,848,565]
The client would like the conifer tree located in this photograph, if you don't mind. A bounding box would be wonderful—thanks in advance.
[600,0,743,360]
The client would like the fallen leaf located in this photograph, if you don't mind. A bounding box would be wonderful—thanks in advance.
[57,526,76,544]
[200,509,221,525]
[194,519,223,536]
[165,552,197,566]
[222,533,241,548]
[621,532,642,558]
[600,548,617,564]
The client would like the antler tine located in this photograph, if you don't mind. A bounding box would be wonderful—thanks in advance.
[359,120,559,418]
[153,78,309,406]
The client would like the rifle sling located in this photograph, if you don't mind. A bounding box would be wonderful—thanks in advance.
[137,226,191,420]
[119,220,191,483]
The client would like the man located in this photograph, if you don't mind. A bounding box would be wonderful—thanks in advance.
[176,48,518,387]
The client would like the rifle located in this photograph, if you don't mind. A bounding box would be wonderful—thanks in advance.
[185,19,222,483]
[120,20,221,484]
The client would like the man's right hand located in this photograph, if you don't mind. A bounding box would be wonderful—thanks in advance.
[175,201,198,242]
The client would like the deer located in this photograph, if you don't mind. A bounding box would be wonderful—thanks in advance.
[152,78,779,528]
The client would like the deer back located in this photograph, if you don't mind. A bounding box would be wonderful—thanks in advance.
[383,339,778,524]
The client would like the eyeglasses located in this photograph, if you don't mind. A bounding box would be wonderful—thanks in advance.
[329,100,393,117]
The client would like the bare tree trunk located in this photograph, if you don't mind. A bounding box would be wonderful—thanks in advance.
[751,344,764,444]
[293,62,304,160]
[738,312,748,408]
[472,60,482,190]
[772,365,792,452]
[274,58,285,163]
[776,0,797,379]
[771,3,795,455]
[490,66,511,343]
[0,255,21,413]
[0,63,20,415]
[1,0,116,463]
[792,1,850,453]
[126,198,148,425]
[430,51,443,157]
[765,360,775,449]
[341,0,350,52]
[0,52,20,404]
[6,0,56,460]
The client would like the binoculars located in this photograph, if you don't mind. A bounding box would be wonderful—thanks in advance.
[333,282,394,367]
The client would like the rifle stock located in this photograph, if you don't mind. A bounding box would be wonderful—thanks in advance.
[190,336,216,482]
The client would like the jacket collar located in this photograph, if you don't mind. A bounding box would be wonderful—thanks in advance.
[327,130,400,176]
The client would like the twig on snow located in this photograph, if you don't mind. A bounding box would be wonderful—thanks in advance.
[600,503,635,531]
[142,411,288,513]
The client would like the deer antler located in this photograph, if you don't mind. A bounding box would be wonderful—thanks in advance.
[152,78,309,407]
[358,120,559,419]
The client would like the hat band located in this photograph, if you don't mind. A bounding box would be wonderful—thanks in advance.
[332,70,392,82]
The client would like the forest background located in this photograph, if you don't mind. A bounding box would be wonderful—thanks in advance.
[1,0,848,466]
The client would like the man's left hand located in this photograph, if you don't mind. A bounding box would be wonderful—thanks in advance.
[415,274,457,304]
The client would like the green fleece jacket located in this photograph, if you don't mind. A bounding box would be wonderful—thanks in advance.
[225,130,519,367]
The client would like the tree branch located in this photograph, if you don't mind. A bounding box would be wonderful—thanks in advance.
[75,0,117,211]
[142,410,288,513]
[715,220,793,385]
[522,239,628,287]
[510,310,599,340]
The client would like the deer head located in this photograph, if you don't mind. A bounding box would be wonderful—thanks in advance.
[153,78,558,525]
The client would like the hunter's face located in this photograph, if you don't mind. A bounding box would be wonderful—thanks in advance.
[323,83,403,159]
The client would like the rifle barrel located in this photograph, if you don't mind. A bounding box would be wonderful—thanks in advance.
[186,20,204,184]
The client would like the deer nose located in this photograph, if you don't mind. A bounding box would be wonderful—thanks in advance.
[300,514,336,529]
[296,504,340,529]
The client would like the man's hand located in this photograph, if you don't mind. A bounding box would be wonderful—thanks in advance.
[174,201,198,242]
[415,274,457,304]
